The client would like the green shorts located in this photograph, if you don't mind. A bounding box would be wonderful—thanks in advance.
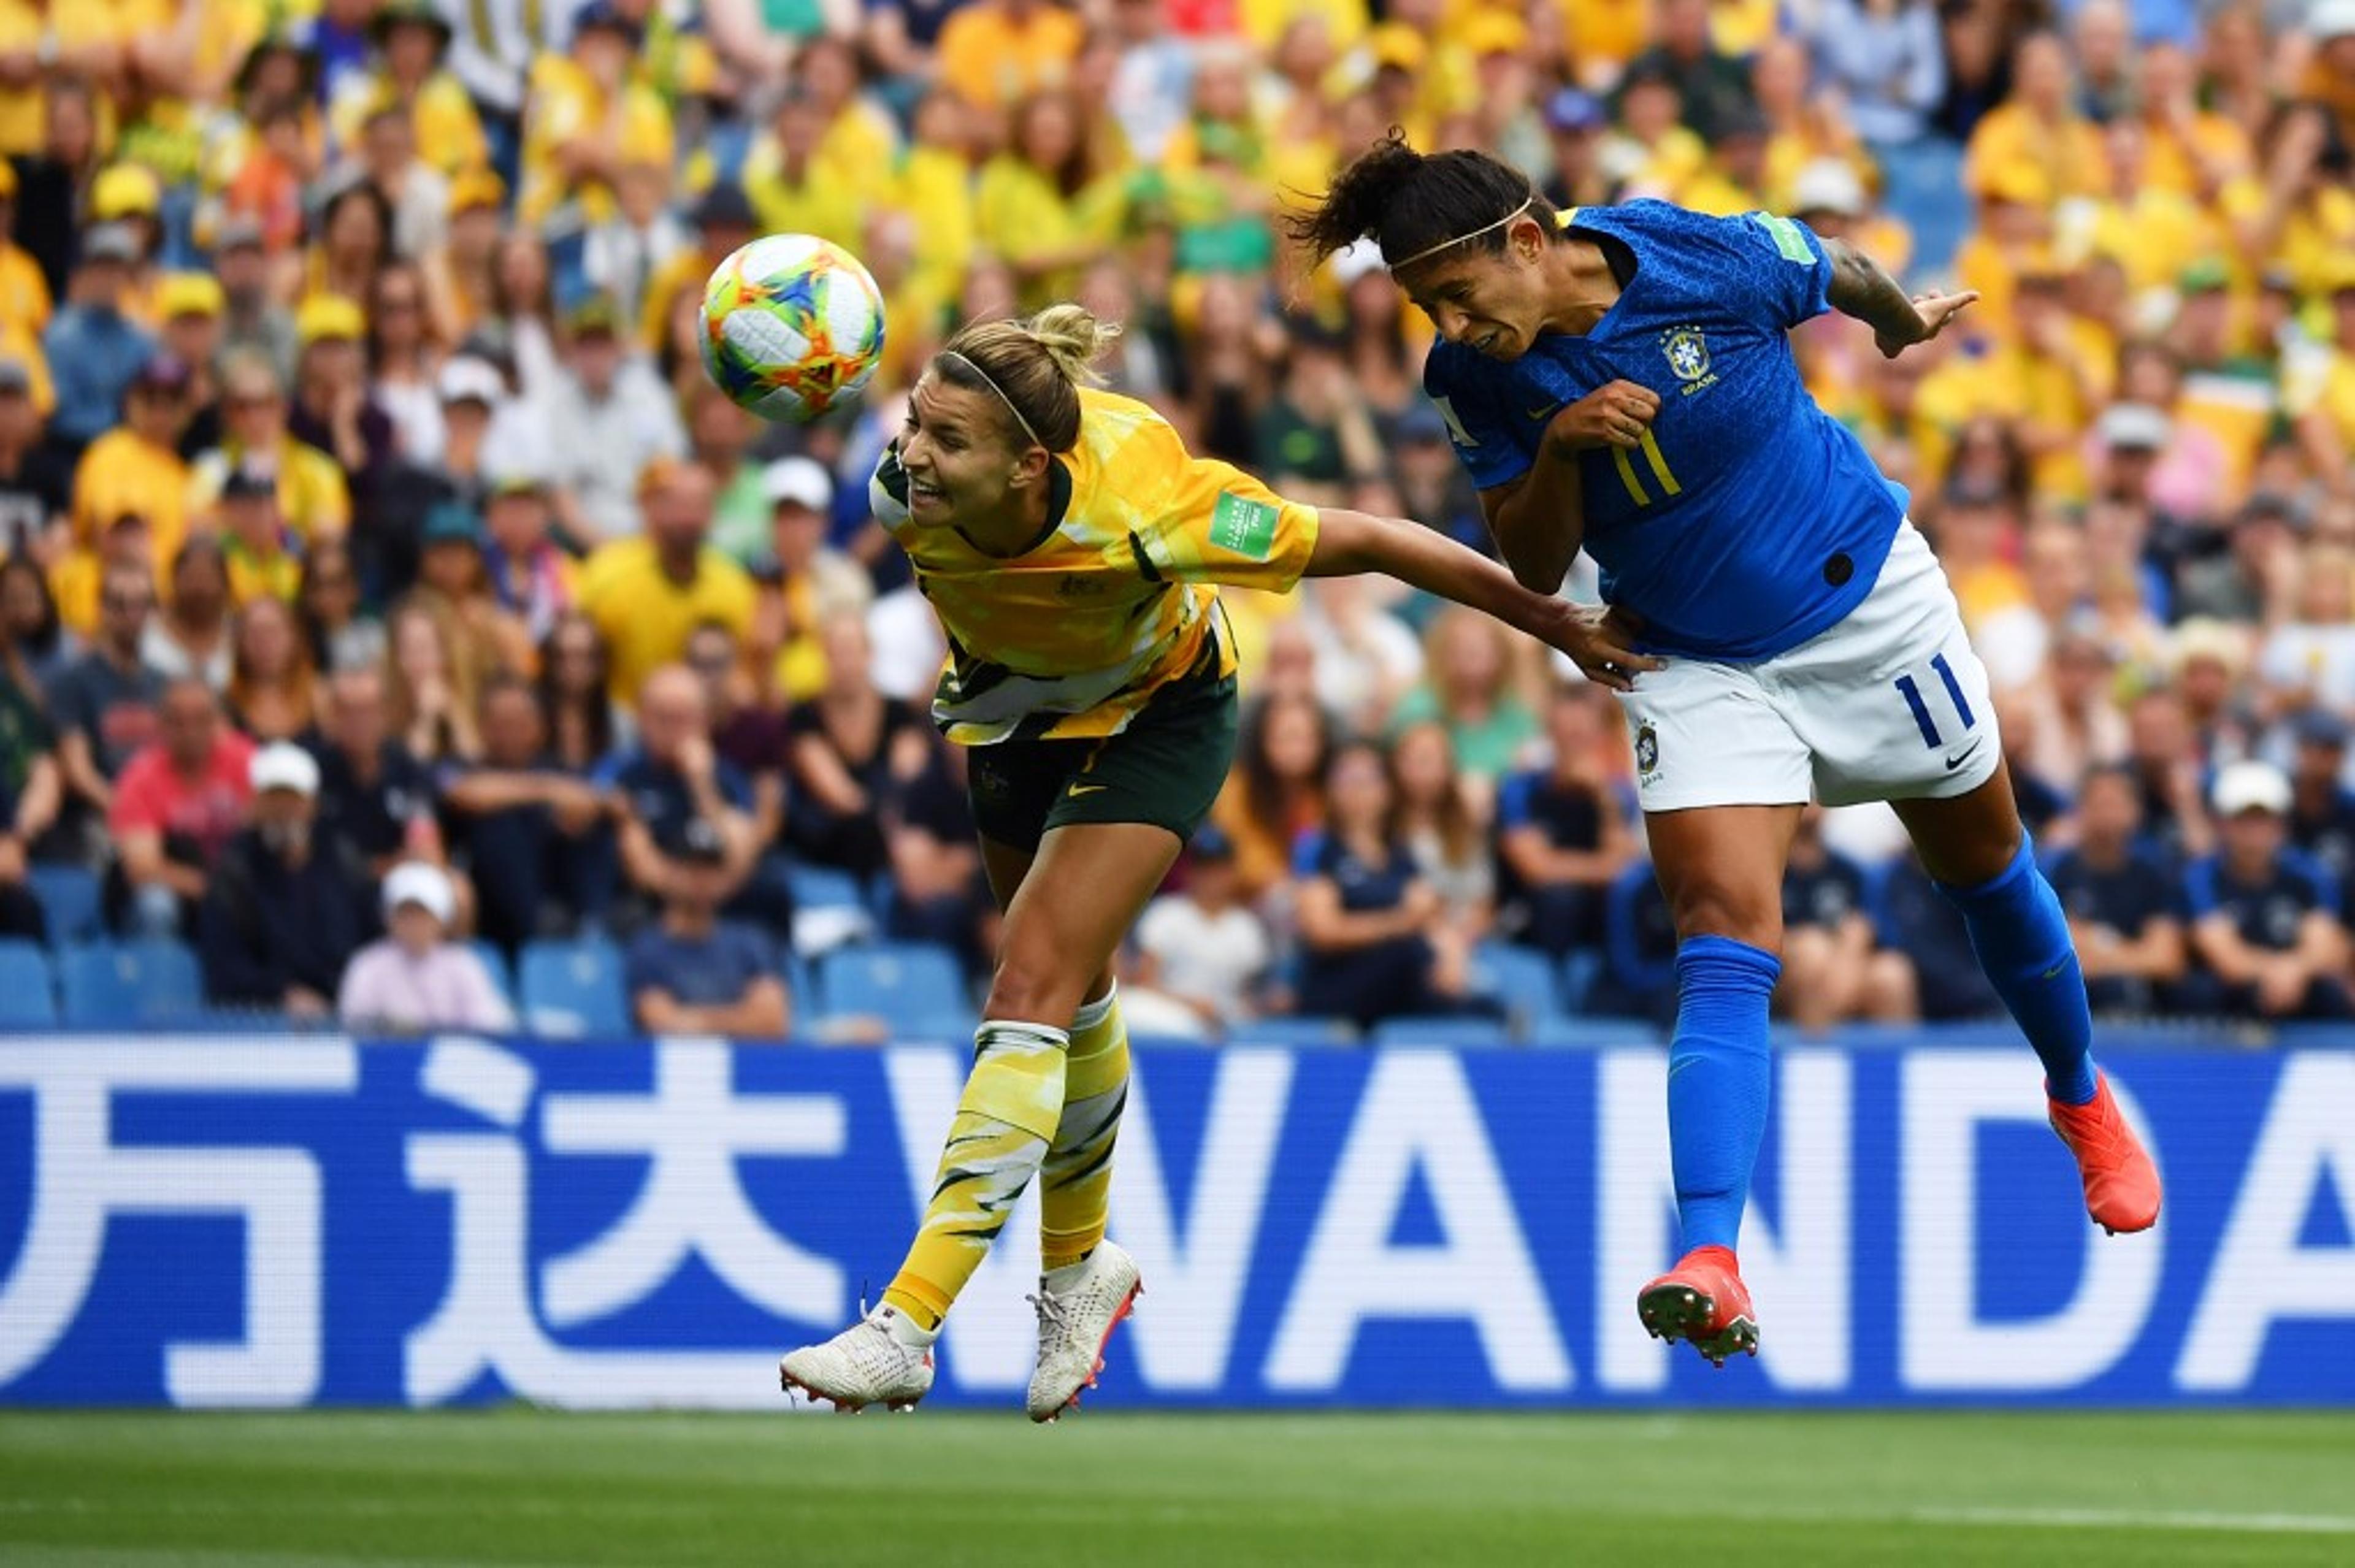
[963,666,1239,854]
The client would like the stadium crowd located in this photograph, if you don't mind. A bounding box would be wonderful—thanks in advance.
[2,0,2354,1039]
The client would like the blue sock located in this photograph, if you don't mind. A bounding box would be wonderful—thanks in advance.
[1937,836,2097,1105]
[1667,935,1780,1256]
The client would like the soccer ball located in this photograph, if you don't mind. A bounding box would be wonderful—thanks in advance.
[700,234,887,423]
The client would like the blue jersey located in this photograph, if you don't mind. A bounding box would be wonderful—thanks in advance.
[1423,201,1908,661]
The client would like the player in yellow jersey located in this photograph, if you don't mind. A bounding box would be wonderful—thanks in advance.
[779,305,1637,1419]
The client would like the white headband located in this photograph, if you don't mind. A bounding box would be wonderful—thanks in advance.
[939,350,1043,448]
[1387,196,1536,272]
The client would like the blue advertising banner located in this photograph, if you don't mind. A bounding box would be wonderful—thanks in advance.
[1,1036,2350,1408]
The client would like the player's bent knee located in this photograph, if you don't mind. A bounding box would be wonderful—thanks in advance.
[1668,886,1784,955]
[983,954,1090,1031]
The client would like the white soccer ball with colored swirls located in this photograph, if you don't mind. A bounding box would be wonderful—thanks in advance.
[700,234,887,423]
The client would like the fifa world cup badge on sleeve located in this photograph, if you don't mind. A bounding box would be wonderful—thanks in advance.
[1209,492,1279,562]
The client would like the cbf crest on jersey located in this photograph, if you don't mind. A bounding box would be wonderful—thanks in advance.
[1661,326,1711,384]
[1634,720,1660,779]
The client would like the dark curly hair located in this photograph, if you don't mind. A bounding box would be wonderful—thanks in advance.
[1287,131,1557,273]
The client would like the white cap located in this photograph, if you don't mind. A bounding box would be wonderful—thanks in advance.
[1330,237,1388,286]
[2312,0,2355,40]
[249,742,320,798]
[2096,402,2170,451]
[2211,759,2292,817]
[437,355,505,407]
[762,455,834,512]
[1790,159,1866,218]
[382,860,457,924]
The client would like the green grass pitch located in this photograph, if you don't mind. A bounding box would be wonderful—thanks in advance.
[3,1410,2352,1566]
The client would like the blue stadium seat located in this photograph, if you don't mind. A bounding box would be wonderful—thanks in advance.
[466,941,517,1009]
[1470,943,1563,1028]
[1369,1015,1512,1048]
[1559,950,1604,1015]
[786,863,868,911]
[58,939,202,1027]
[28,864,101,945]
[814,941,969,1034]
[0,938,55,1026]
[1227,1015,1359,1047]
[1604,862,1679,1000]
[518,938,630,1038]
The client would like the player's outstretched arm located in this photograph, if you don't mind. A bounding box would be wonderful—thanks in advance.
[1821,237,1978,359]
[1305,507,1660,690]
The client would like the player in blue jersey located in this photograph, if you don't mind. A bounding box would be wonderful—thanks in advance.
[1295,136,2162,1367]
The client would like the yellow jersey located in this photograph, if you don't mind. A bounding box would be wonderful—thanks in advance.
[576,535,758,706]
[872,389,1320,746]
[72,429,190,570]
[189,440,350,541]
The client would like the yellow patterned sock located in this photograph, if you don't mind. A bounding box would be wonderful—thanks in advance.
[1041,985,1130,1274]
[882,1020,1068,1331]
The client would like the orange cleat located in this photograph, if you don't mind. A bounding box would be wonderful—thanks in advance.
[2048,1072,2162,1235]
[1636,1245,1759,1369]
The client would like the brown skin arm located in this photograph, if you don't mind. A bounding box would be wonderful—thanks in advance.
[1821,237,1978,358]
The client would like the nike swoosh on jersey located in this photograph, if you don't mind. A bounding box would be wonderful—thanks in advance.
[1526,402,1563,421]
[1944,738,1985,771]
[1066,782,1110,797]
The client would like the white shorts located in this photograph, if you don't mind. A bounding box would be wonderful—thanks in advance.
[1617,522,2001,813]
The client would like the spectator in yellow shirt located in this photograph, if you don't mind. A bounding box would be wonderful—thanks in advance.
[216,463,303,606]
[1607,60,1710,201]
[188,350,351,546]
[741,85,868,245]
[71,353,192,575]
[2004,261,2116,505]
[578,461,758,707]
[798,36,898,183]
[519,3,674,228]
[936,0,1084,116]
[89,163,165,330]
[2075,117,2220,302]
[638,182,760,355]
[2221,105,2355,302]
[2132,42,2251,202]
[304,182,394,318]
[2299,0,2355,152]
[1241,0,1368,52]
[0,160,48,343]
[1679,108,1771,215]
[975,90,1128,310]
[0,0,133,158]
[1964,33,2105,207]
[328,1,489,179]
[894,91,978,310]
[2290,265,2355,496]
[428,168,506,345]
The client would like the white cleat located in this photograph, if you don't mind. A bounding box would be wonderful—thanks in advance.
[780,1304,935,1413]
[1026,1241,1143,1423]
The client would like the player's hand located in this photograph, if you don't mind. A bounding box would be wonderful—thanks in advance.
[1547,380,1661,453]
[1534,601,1663,694]
[1877,291,1978,359]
